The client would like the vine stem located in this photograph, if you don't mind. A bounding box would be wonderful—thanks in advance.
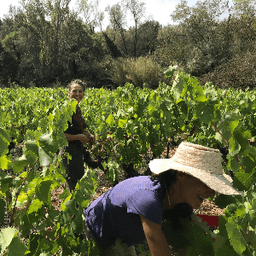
[10,159,38,226]
[211,122,246,170]
[211,122,229,145]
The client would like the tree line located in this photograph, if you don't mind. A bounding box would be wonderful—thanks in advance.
[0,0,256,89]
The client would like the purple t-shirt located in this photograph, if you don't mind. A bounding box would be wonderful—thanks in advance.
[84,176,164,247]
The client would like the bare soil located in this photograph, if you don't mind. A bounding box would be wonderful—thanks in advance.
[51,145,225,216]
[50,171,224,216]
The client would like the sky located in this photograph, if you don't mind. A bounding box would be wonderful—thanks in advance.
[0,0,197,28]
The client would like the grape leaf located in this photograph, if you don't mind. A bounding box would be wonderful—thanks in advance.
[226,219,247,255]
[8,237,28,256]
[0,227,17,253]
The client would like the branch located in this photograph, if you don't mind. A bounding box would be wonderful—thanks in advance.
[211,121,229,145]
[10,158,39,226]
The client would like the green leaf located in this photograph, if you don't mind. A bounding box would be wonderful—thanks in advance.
[117,118,127,128]
[38,146,53,167]
[0,127,9,156]
[23,140,38,166]
[229,136,241,156]
[164,65,178,78]
[106,159,119,183]
[0,227,17,253]
[13,155,27,174]
[39,133,58,153]
[172,78,186,102]
[249,210,256,229]
[226,219,247,255]
[224,114,240,133]
[200,104,214,124]
[27,199,44,214]
[240,156,255,173]
[36,180,53,203]
[8,237,28,256]
[233,169,255,190]
[106,113,115,126]
[0,174,13,193]
[0,155,11,170]
[214,194,237,209]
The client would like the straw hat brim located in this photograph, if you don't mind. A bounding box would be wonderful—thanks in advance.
[149,159,242,196]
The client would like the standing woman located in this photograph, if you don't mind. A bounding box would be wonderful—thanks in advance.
[84,142,242,256]
[64,79,95,191]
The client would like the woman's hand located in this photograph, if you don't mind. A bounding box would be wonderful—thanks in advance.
[77,134,89,145]
[249,138,255,145]
[84,131,95,145]
[64,132,95,145]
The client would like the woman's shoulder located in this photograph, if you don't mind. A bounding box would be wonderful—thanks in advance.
[113,175,162,194]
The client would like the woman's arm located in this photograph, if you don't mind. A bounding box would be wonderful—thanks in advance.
[140,215,172,256]
[64,133,88,145]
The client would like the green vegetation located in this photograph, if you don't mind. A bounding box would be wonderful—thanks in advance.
[0,68,256,255]
[1,0,256,89]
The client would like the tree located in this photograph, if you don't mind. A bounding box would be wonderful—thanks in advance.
[106,3,128,56]
[102,32,123,58]
[153,24,191,69]
[0,0,107,86]
[136,19,160,56]
[166,0,256,89]
[170,0,233,75]
[123,0,146,58]
[232,0,256,18]
[76,0,104,33]
[0,42,18,85]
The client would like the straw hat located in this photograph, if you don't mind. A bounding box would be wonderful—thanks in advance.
[149,142,242,196]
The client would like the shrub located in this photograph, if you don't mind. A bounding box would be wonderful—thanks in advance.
[110,57,167,89]
[199,52,256,89]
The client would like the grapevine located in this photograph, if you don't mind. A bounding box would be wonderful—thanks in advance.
[0,67,256,255]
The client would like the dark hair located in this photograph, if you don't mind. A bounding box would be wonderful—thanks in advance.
[150,169,193,231]
[150,168,177,200]
[68,79,86,91]
[162,203,193,231]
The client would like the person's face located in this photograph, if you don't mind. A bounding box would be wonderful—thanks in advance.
[172,173,215,209]
[68,83,84,103]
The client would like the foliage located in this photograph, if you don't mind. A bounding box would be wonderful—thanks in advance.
[76,0,104,33]
[0,42,18,86]
[1,65,256,255]
[2,0,256,89]
[136,20,161,56]
[0,96,99,255]
[153,24,190,68]
[152,0,256,89]
[123,0,146,58]
[163,214,215,255]
[0,0,107,87]
[106,3,128,56]
[199,51,256,89]
[109,57,167,88]
[214,185,256,255]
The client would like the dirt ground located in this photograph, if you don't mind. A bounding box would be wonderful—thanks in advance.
[51,170,224,216]
[51,145,225,216]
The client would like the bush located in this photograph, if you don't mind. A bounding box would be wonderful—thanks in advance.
[110,57,168,89]
[199,52,256,89]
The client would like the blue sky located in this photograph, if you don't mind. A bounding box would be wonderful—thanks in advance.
[0,0,197,28]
